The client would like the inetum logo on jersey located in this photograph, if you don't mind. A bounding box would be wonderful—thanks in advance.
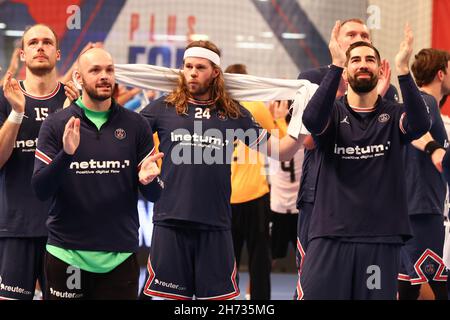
[334,141,391,160]
[69,159,131,175]
[14,138,38,152]
[169,121,271,164]
[171,132,229,148]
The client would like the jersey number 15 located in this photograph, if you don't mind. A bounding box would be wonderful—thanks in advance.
[34,108,49,121]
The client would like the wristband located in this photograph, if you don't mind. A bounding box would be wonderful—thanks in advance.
[424,140,444,156]
[7,110,24,124]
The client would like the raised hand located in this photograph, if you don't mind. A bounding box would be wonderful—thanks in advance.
[269,100,289,120]
[7,48,20,75]
[3,72,25,113]
[329,20,346,68]
[139,152,164,185]
[395,23,414,75]
[377,59,392,97]
[64,80,80,102]
[303,135,316,150]
[79,41,104,55]
[63,116,80,155]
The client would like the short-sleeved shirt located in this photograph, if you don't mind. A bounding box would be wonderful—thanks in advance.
[140,96,269,229]
[0,82,66,237]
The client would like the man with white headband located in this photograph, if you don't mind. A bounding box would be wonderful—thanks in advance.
[140,40,306,300]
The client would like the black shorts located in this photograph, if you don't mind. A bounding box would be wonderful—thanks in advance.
[271,211,298,259]
[399,214,447,284]
[0,237,46,300]
[143,225,239,300]
[45,251,139,300]
[299,237,401,300]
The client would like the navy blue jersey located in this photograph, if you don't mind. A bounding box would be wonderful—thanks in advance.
[302,66,430,241]
[404,92,448,216]
[296,66,399,209]
[296,146,319,206]
[0,82,66,237]
[32,101,159,252]
[140,96,269,230]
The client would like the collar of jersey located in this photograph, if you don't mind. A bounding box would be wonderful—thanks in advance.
[19,81,61,100]
[187,97,215,106]
[72,97,120,120]
[75,97,111,115]
[348,105,376,113]
[344,94,381,113]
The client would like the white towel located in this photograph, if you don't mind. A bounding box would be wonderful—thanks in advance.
[114,63,318,114]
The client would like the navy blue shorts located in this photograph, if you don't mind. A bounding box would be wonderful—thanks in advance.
[399,214,447,284]
[294,202,313,299]
[143,225,239,300]
[299,237,401,300]
[0,237,46,300]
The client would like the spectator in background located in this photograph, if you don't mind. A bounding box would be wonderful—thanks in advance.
[225,63,273,300]
[267,100,304,276]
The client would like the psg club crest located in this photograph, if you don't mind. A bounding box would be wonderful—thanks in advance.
[114,128,127,140]
[378,113,390,123]
[424,263,436,275]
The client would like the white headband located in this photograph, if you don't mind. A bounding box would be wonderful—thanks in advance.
[183,47,221,66]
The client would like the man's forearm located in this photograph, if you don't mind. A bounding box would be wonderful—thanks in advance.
[266,134,305,161]
[0,121,21,169]
[32,150,73,201]
[399,73,431,138]
[302,65,342,134]
[411,132,434,151]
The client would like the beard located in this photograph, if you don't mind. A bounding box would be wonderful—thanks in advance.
[83,81,113,101]
[186,77,214,98]
[347,71,378,93]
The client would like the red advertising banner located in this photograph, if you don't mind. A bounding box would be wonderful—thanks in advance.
[432,0,450,115]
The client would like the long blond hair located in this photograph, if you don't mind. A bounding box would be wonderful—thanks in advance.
[165,40,241,118]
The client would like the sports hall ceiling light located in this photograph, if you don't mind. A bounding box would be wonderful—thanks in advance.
[190,34,209,41]
[260,32,273,38]
[0,23,6,29]
[281,33,306,40]
[5,30,24,37]
[153,34,187,41]
[236,42,274,50]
